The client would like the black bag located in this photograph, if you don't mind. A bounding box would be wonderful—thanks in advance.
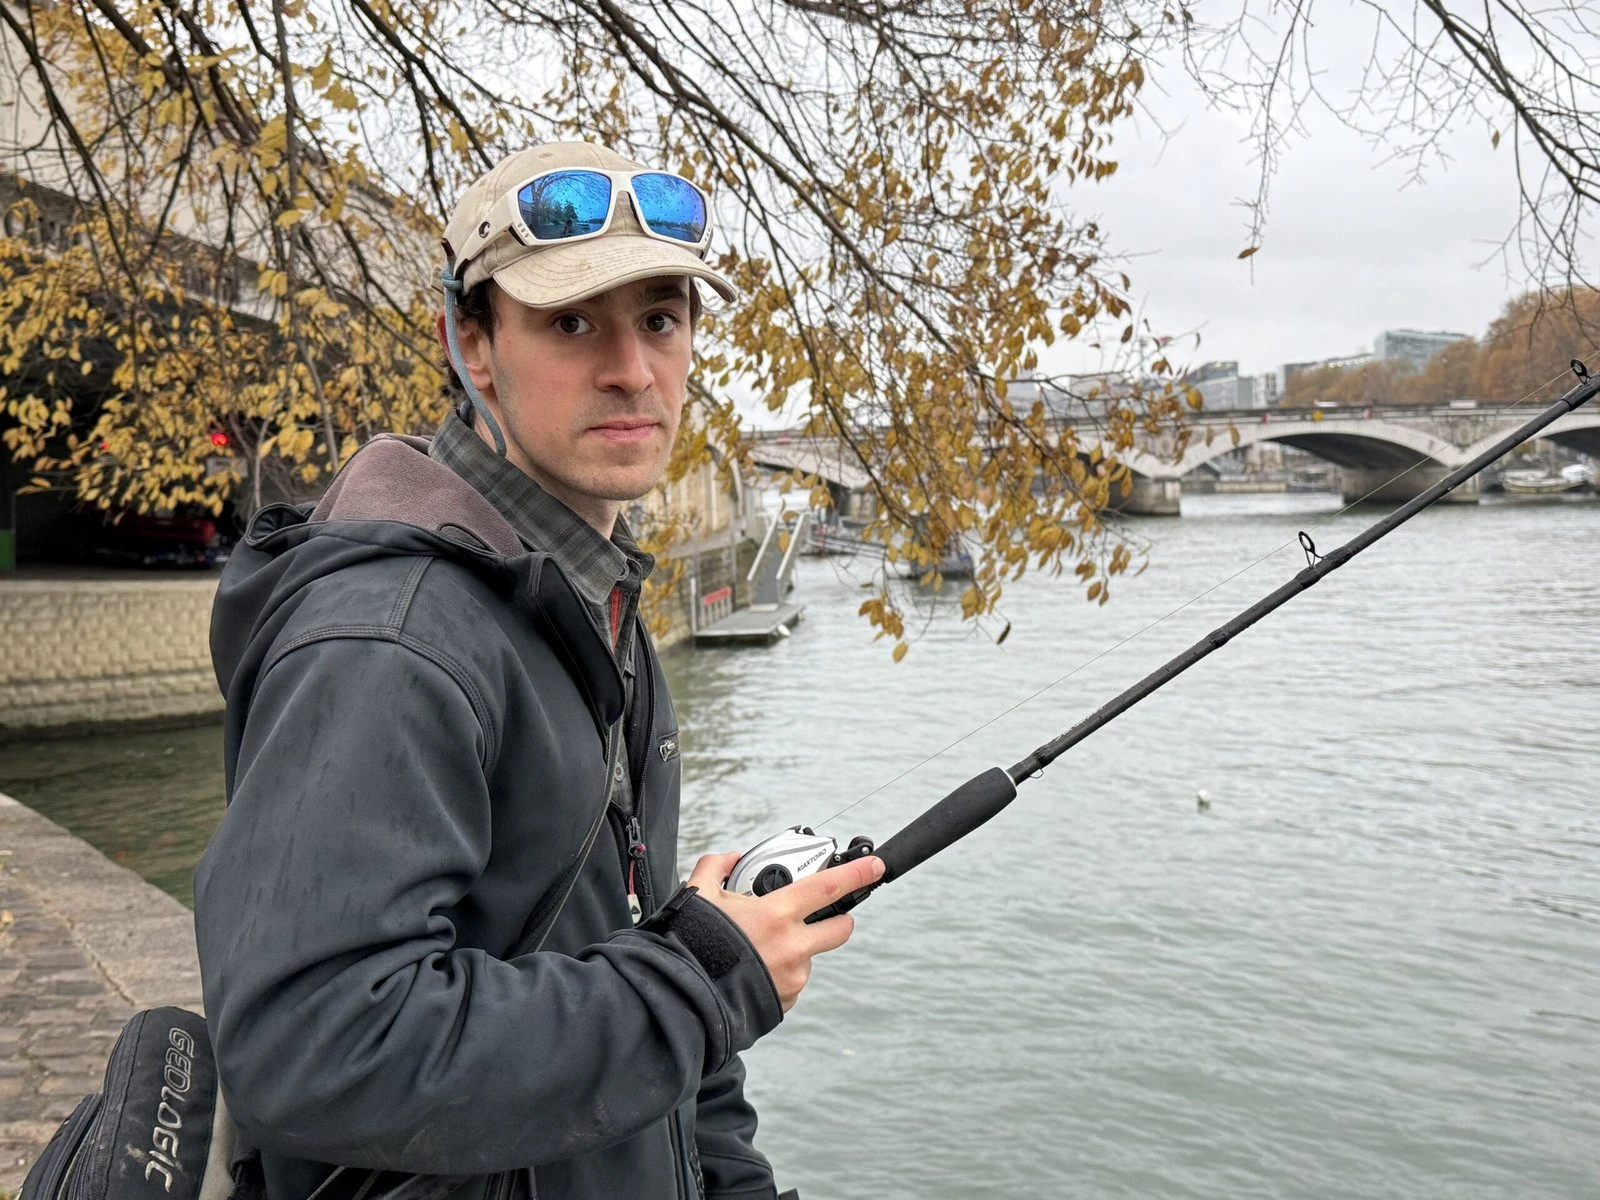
[20,1007,235,1200]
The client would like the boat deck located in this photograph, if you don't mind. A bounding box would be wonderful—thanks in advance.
[693,602,805,644]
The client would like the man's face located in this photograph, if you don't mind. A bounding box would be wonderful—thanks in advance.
[445,277,693,526]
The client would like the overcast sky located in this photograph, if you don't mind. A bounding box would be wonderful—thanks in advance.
[1043,14,1538,382]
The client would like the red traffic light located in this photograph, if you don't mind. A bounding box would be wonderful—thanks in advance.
[209,430,230,448]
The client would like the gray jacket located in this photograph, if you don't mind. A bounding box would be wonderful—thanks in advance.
[195,435,783,1200]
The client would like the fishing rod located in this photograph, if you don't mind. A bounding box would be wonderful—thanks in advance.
[726,359,1600,920]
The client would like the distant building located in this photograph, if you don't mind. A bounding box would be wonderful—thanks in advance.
[1374,328,1469,372]
[1186,360,1240,384]
[1281,360,1321,389]
[1280,351,1374,395]
[1323,351,1375,371]
[1253,373,1279,407]
[1183,360,1255,410]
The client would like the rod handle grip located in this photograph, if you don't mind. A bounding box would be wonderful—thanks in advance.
[874,766,1019,883]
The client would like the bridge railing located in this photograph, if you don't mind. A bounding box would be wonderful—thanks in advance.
[1160,401,1522,421]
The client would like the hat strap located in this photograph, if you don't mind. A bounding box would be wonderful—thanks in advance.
[441,263,508,458]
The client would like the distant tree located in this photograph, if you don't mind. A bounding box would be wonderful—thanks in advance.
[1281,287,1599,408]
[1406,337,1482,405]
[1474,287,1600,401]
[1282,360,1410,407]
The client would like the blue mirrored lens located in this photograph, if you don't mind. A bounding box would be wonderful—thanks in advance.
[519,171,613,241]
[631,173,707,244]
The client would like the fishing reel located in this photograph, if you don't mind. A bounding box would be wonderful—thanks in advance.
[727,826,877,898]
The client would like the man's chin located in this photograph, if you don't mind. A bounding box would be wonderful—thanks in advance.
[579,465,670,505]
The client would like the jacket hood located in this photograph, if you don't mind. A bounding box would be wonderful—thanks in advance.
[211,433,624,730]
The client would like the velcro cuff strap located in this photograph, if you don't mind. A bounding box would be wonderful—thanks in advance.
[640,885,744,981]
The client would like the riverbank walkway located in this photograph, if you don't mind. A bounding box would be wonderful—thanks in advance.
[0,793,201,1197]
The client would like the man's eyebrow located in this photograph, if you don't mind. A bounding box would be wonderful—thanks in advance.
[640,281,691,305]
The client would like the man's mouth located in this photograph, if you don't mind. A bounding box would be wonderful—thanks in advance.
[589,418,661,444]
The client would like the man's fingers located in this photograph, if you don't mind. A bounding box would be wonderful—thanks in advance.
[803,912,855,955]
[688,851,744,890]
[778,855,884,913]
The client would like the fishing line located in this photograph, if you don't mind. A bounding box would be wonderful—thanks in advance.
[816,363,1581,831]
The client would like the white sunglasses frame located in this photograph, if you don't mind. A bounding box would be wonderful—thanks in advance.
[455,168,714,269]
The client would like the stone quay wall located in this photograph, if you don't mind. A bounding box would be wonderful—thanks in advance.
[0,575,225,739]
[653,536,761,651]
[0,535,759,735]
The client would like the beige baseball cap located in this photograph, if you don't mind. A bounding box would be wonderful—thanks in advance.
[441,141,738,308]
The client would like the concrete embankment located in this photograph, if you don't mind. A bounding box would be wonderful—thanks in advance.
[0,792,201,1196]
[0,538,758,739]
[0,572,224,740]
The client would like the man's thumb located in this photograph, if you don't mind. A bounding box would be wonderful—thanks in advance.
[687,851,744,890]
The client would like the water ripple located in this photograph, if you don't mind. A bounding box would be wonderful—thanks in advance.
[674,495,1600,1199]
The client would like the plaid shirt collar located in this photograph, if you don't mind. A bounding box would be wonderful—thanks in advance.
[429,406,655,614]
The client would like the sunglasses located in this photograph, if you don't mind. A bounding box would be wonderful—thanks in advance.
[461,168,712,265]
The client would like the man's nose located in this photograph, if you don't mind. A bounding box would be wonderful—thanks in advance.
[596,327,654,395]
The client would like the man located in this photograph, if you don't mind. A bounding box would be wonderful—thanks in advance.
[195,140,882,1200]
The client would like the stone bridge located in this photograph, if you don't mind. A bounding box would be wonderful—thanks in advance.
[748,402,1600,515]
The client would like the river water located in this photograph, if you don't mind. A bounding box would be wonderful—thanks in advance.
[4,493,1597,1198]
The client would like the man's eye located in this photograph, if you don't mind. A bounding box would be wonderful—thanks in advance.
[644,312,680,334]
[555,314,592,334]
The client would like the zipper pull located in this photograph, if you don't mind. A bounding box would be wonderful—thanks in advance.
[626,817,647,925]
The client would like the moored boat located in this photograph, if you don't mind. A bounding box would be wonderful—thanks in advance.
[1501,463,1594,495]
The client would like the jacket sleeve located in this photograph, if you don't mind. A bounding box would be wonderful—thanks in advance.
[694,1055,778,1199]
[194,635,782,1175]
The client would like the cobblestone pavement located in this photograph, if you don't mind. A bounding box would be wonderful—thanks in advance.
[0,869,135,1196]
[0,795,201,1199]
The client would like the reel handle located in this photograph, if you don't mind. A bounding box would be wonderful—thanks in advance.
[735,767,1020,922]
[803,836,877,924]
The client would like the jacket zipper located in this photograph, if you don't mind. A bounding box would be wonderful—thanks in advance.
[624,815,646,925]
[617,624,692,1198]
[615,620,659,923]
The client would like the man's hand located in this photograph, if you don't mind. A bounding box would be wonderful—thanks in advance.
[685,852,884,1012]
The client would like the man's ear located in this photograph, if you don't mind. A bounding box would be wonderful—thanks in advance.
[436,310,495,396]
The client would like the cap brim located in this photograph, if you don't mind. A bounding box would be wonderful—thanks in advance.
[490,236,739,309]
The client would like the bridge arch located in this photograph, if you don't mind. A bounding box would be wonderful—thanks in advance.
[1457,409,1600,463]
[1104,411,1489,511]
[1156,417,1459,479]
